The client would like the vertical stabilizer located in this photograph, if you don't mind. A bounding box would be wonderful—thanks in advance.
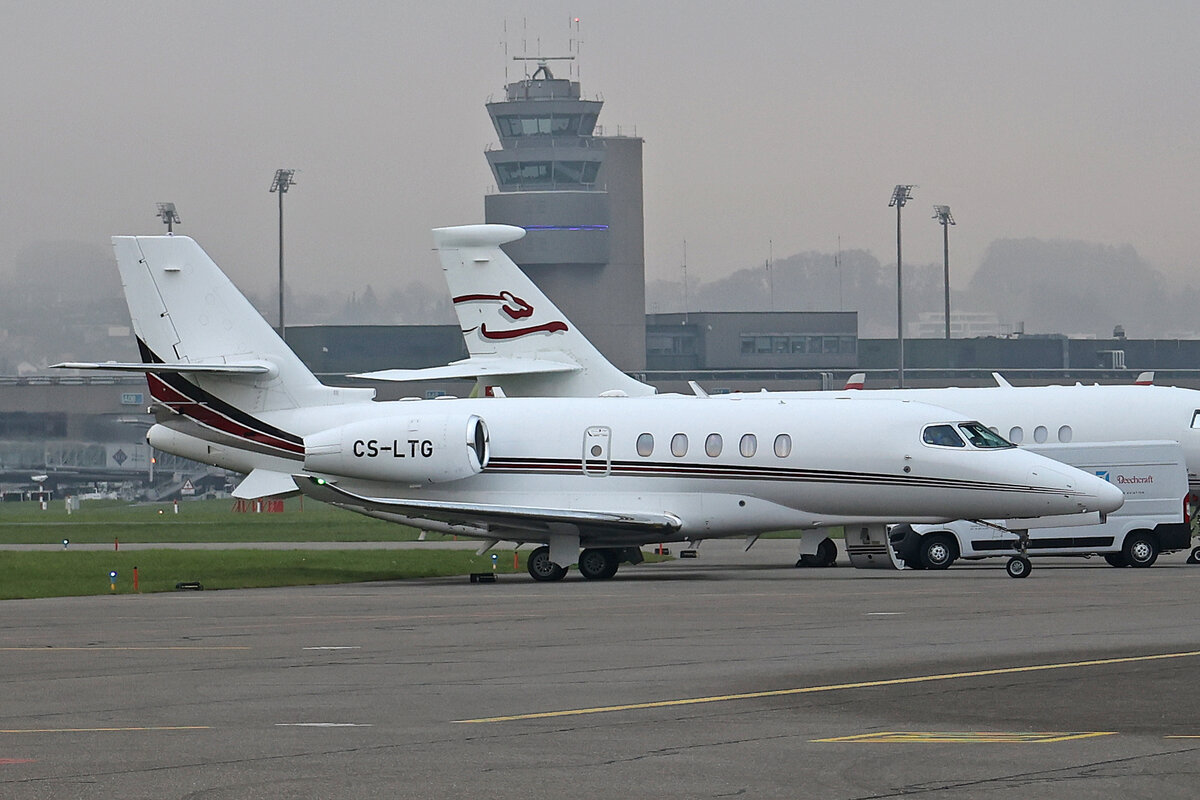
[113,235,373,412]
[433,224,654,397]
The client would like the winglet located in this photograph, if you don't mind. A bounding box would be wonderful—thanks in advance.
[1134,371,1154,386]
[843,372,866,390]
[992,372,1013,388]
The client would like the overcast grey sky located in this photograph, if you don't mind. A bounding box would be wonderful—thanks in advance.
[3,1,1197,309]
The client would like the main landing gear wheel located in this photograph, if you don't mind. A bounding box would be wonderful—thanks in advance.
[1188,546,1200,564]
[577,548,620,580]
[527,546,567,582]
[794,537,838,568]
[1005,556,1032,579]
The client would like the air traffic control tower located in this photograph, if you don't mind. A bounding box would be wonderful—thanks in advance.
[483,58,646,371]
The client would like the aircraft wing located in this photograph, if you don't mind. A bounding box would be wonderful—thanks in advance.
[293,475,682,536]
[52,361,273,375]
[351,356,580,383]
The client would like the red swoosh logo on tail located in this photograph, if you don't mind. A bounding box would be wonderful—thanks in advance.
[479,321,569,340]
[452,291,534,320]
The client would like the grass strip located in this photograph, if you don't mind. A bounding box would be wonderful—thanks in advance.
[0,498,436,543]
[0,548,534,599]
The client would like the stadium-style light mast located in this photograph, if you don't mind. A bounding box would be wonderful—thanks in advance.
[933,205,956,341]
[155,202,180,234]
[889,184,915,388]
[269,169,297,341]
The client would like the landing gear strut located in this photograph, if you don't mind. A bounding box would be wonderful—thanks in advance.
[1005,527,1033,578]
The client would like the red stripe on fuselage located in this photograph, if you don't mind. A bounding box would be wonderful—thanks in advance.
[146,373,304,456]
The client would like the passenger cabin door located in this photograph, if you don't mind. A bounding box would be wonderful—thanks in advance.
[582,426,612,476]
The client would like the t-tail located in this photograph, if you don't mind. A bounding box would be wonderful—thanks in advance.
[54,235,374,496]
[353,224,655,397]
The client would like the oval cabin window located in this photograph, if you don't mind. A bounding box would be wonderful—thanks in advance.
[774,433,792,458]
[1009,426,1024,444]
[740,434,757,458]
[1058,425,1073,443]
[1034,425,1048,443]
[636,433,654,457]
[671,433,689,457]
[705,433,723,457]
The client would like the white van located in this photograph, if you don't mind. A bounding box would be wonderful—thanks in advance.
[889,441,1192,574]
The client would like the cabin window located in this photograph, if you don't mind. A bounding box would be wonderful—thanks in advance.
[957,422,1014,449]
[1009,426,1024,444]
[636,433,654,457]
[923,424,965,447]
[1192,411,1200,429]
[740,434,757,457]
[1033,425,1048,444]
[774,433,792,458]
[1058,425,1073,443]
[671,433,689,457]
[705,433,723,457]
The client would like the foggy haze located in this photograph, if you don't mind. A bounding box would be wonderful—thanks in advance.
[2,2,1198,334]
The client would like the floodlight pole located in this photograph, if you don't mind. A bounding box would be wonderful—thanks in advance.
[269,170,296,341]
[933,205,956,342]
[155,202,180,234]
[889,185,914,388]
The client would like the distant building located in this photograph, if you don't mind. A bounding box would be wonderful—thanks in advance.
[482,60,646,371]
[907,311,1007,339]
[646,312,858,371]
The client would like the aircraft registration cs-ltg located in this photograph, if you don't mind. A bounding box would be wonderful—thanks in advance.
[56,230,1121,582]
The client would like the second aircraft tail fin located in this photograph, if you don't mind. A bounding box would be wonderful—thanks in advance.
[427,224,654,397]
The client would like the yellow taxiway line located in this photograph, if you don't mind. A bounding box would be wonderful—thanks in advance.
[455,649,1200,724]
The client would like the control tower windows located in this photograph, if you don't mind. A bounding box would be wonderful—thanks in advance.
[495,113,599,138]
[495,160,601,188]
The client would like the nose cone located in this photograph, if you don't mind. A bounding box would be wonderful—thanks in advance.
[1088,474,1126,515]
[1029,464,1125,515]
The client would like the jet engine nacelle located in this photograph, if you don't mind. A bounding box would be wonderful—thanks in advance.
[303,414,490,484]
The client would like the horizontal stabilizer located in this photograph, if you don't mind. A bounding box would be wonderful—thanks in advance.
[352,357,580,383]
[53,360,274,375]
[294,475,682,535]
[232,469,299,499]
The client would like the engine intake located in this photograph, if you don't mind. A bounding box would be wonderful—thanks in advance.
[304,414,489,484]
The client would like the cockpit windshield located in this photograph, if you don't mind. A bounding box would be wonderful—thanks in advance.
[923,422,1016,449]
[958,421,1015,449]
[922,424,966,447]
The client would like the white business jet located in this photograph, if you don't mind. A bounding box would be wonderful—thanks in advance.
[54,231,1120,581]
[408,224,1200,493]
